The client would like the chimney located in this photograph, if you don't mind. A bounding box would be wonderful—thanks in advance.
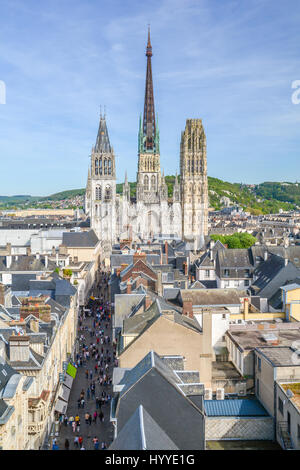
[183,261,188,276]
[36,252,40,260]
[145,295,152,310]
[56,253,59,266]
[133,251,147,264]
[244,298,249,318]
[126,280,132,294]
[52,246,56,256]
[165,241,168,260]
[6,255,12,269]
[9,334,30,362]
[26,246,31,256]
[182,298,193,318]
[156,271,163,296]
[210,249,213,261]
[45,255,48,268]
[30,318,39,333]
[264,251,268,261]
[0,283,5,306]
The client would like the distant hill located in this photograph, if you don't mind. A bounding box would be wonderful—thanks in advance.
[42,188,86,201]
[1,179,299,214]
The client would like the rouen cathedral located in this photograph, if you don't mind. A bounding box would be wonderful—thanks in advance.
[85,29,208,252]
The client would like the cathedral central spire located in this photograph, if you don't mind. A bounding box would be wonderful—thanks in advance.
[142,26,156,151]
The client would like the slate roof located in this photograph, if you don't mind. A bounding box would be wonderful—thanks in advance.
[110,254,133,268]
[0,358,18,393]
[217,249,253,269]
[251,254,300,301]
[62,229,99,248]
[11,274,36,292]
[179,289,241,307]
[110,405,178,450]
[121,300,201,340]
[114,351,205,450]
[0,256,56,272]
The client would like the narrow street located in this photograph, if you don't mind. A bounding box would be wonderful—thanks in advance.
[56,269,115,450]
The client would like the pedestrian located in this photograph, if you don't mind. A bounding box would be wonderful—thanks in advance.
[65,439,70,450]
[78,436,83,448]
[81,398,85,408]
[72,421,76,433]
[88,413,92,426]
[74,436,79,449]
[99,410,104,422]
[93,411,97,423]
[93,437,99,450]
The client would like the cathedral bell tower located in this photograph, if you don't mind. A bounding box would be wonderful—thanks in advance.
[90,112,116,250]
[136,27,161,203]
[180,119,208,248]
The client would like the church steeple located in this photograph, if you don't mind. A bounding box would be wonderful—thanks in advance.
[95,112,111,153]
[141,26,158,153]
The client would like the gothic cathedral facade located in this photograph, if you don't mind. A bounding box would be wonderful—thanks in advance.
[85,30,208,252]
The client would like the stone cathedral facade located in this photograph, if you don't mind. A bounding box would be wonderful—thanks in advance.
[85,30,208,253]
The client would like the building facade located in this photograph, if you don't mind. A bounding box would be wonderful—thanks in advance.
[85,30,208,255]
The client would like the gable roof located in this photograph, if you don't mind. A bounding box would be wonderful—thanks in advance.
[62,229,99,248]
[115,351,205,450]
[109,405,178,450]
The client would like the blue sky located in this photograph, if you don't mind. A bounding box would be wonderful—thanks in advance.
[0,0,299,196]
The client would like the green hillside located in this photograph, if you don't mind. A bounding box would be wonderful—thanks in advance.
[1,178,299,214]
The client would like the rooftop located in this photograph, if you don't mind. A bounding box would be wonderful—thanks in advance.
[256,346,300,367]
[280,382,300,412]
[228,325,300,351]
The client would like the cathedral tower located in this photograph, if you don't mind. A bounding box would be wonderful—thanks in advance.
[90,113,117,250]
[180,119,208,248]
[136,27,161,203]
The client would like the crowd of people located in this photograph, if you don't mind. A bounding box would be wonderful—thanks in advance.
[54,269,118,450]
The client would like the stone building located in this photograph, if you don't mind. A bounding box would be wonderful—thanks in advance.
[85,29,208,256]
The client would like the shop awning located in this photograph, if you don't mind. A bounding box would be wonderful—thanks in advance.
[58,384,71,402]
[63,373,73,389]
[66,363,77,379]
[54,398,68,415]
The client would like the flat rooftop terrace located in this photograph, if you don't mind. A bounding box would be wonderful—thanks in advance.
[228,326,300,351]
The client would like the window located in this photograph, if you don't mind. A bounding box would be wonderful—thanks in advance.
[95,186,101,200]
[258,357,261,371]
[224,269,230,277]
[95,159,98,175]
[105,185,111,201]
[257,378,260,396]
[244,279,249,287]
[99,159,103,175]
[151,175,156,189]
[144,175,149,191]
[104,159,108,175]
[108,159,112,175]
[205,270,210,278]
